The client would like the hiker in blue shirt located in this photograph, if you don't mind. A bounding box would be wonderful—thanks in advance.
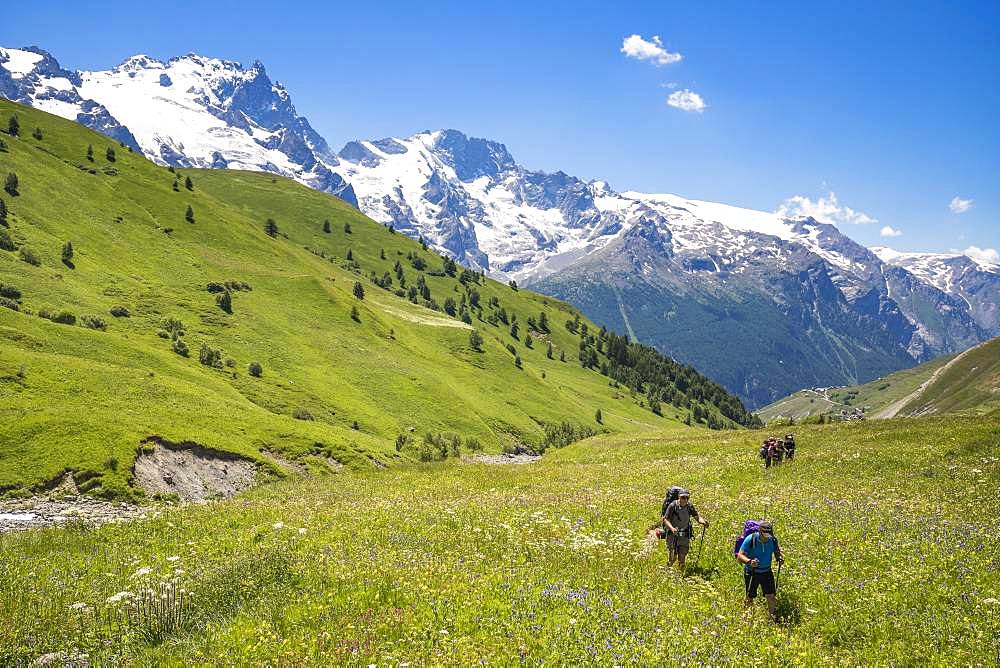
[736,520,785,620]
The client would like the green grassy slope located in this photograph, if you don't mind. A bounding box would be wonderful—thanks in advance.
[896,336,1000,416]
[2,415,997,664]
[0,99,754,498]
[758,350,958,423]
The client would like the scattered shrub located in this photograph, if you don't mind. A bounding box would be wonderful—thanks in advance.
[198,343,223,368]
[0,283,21,300]
[110,305,130,318]
[6,114,19,137]
[32,127,43,140]
[81,315,108,331]
[4,172,18,196]
[293,407,314,421]
[19,247,39,266]
[0,296,18,311]
[0,197,7,226]
[322,220,331,233]
[216,289,232,314]
[156,329,171,339]
[172,337,189,357]
[343,222,352,234]
[61,241,74,267]
[51,310,77,325]
[162,317,185,339]
[265,218,278,237]
[469,329,484,351]
[248,361,263,377]
[0,228,13,251]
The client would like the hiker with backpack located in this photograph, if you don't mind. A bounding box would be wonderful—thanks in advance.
[662,488,709,571]
[736,520,785,620]
[784,434,796,461]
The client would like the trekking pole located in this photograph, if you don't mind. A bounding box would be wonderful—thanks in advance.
[775,561,782,593]
[694,524,707,566]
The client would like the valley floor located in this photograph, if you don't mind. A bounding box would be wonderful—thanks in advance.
[2,415,999,665]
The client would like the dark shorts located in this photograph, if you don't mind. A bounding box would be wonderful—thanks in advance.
[744,569,775,597]
[667,533,691,555]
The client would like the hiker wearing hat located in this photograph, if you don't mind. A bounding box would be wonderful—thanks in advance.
[737,520,784,619]
[662,489,709,571]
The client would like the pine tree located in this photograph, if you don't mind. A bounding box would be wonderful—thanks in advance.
[172,179,179,192]
[61,241,74,267]
[265,218,278,237]
[546,342,553,359]
[510,322,519,339]
[514,355,522,368]
[343,222,352,234]
[185,205,195,224]
[0,197,7,227]
[380,248,386,260]
[184,176,193,191]
[560,350,566,362]
[595,408,603,424]
[216,289,232,313]
[524,333,533,348]
[31,127,43,140]
[86,144,94,162]
[105,147,116,162]
[4,172,18,196]
[539,310,549,332]
[322,219,331,233]
[350,305,360,322]
[508,279,518,290]
[7,115,19,137]
[469,329,484,351]
[248,361,263,377]
[353,281,365,300]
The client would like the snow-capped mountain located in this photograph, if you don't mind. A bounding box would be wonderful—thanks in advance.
[4,45,996,406]
[0,46,356,205]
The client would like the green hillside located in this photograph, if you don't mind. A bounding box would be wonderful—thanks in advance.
[2,414,997,664]
[894,336,1000,417]
[758,350,957,423]
[0,99,755,498]
[760,337,1000,424]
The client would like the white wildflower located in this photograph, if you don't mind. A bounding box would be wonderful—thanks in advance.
[132,567,152,578]
[69,602,88,611]
[166,555,180,562]
[273,522,284,529]
[298,527,307,535]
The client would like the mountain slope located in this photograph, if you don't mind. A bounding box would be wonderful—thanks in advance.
[759,336,1000,422]
[0,99,755,498]
[5,45,998,408]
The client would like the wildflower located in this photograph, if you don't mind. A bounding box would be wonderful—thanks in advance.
[273,522,284,529]
[985,598,1000,605]
[569,618,577,625]
[439,629,449,635]
[166,555,180,562]
[299,527,307,535]
[69,602,88,611]
[106,591,134,604]
[132,567,152,578]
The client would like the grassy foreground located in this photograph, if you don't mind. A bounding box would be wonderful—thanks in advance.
[3,415,998,665]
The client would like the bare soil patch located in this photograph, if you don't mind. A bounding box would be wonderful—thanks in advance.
[133,437,258,502]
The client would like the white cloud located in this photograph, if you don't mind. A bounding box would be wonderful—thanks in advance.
[666,89,706,112]
[775,192,878,226]
[621,34,683,66]
[962,245,999,265]
[949,196,973,214]
[880,225,903,238]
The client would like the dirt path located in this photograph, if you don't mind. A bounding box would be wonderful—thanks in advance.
[377,303,472,329]
[874,345,975,419]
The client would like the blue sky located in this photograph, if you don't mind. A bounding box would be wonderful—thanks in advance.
[6,1,998,258]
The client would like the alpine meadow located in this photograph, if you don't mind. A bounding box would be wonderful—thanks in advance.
[2,5,1000,666]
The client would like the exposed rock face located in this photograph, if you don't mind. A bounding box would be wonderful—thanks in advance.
[133,437,258,502]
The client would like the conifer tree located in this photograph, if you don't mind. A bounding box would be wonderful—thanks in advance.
[350,305,360,322]
[380,248,386,260]
[524,333,533,348]
[216,289,232,313]
[184,176,193,190]
[7,115,19,137]
[185,205,195,223]
[265,218,278,237]
[0,197,7,227]
[344,222,352,234]
[105,147,116,162]
[510,322,519,339]
[346,248,353,261]
[86,144,94,161]
[4,172,18,196]
[595,408,603,424]
[61,241,74,267]
[560,350,566,362]
[32,127,43,140]
[514,355,522,369]
[546,342,553,359]
[353,281,365,300]
[322,219,331,233]
[469,329,484,351]
[248,361,263,377]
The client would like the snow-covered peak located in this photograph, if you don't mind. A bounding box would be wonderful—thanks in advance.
[0,47,44,78]
[624,192,796,240]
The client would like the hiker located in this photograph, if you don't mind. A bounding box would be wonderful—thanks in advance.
[774,438,785,465]
[784,434,796,461]
[759,440,769,467]
[765,439,778,468]
[662,489,709,571]
[737,520,785,620]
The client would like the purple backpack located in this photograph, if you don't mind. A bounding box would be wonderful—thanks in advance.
[733,520,762,558]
